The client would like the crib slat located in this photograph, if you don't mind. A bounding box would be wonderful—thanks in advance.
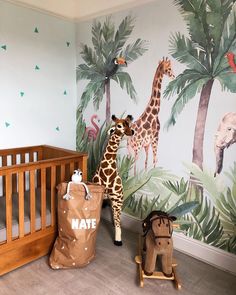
[21,153,25,164]
[60,164,65,182]
[30,170,36,233]
[51,166,56,226]
[18,172,24,238]
[2,156,7,195]
[41,168,46,229]
[70,162,74,175]
[29,152,34,163]
[6,174,12,243]
[11,155,17,193]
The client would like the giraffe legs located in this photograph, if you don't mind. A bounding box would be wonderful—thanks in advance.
[110,196,123,246]
[144,145,149,170]
[151,139,158,168]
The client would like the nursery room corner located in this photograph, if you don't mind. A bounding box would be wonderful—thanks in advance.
[0,0,236,294]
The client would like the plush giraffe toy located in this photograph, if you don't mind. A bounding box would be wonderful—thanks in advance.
[92,114,134,246]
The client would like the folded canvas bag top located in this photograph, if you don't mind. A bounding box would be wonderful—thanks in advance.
[49,182,104,269]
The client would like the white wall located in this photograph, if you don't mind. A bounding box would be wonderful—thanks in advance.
[0,0,76,150]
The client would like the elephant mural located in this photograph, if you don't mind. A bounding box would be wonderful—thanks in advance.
[142,211,176,277]
[214,112,236,176]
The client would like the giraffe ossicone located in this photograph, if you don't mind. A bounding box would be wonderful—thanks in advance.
[92,114,134,246]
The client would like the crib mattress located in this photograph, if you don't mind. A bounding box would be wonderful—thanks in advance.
[0,188,51,242]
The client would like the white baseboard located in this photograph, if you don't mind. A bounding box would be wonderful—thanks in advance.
[101,208,236,275]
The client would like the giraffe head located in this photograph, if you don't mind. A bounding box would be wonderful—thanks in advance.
[109,115,134,137]
[159,57,175,79]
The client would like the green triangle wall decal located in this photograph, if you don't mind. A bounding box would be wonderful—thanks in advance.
[66,42,70,47]
[5,122,10,127]
[35,65,40,70]
[34,27,39,33]
[63,90,67,95]
[20,91,24,97]
[1,45,7,50]
[56,126,60,131]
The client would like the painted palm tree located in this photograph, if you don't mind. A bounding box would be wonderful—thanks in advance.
[164,0,236,171]
[76,15,148,124]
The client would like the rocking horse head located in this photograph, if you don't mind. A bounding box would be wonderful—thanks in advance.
[143,210,176,249]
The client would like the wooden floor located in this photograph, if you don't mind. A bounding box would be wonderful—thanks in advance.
[0,219,235,295]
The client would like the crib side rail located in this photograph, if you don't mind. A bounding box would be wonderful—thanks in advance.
[0,154,87,244]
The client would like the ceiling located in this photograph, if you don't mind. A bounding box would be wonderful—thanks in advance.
[6,0,155,21]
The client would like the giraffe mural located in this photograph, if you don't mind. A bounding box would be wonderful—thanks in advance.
[127,57,175,174]
[92,115,134,246]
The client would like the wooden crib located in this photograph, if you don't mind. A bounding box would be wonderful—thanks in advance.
[0,145,87,276]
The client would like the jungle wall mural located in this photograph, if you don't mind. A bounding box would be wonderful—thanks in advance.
[76,0,236,254]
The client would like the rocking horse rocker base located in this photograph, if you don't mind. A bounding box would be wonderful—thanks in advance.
[135,235,181,289]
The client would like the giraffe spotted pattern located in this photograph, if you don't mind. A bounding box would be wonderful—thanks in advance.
[93,115,134,246]
[127,57,175,174]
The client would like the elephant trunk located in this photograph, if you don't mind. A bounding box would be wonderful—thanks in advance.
[214,146,224,177]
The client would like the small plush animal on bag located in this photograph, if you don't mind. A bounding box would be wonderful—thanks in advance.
[142,210,176,277]
[63,169,91,200]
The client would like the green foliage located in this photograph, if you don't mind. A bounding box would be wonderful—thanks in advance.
[183,193,225,248]
[76,116,110,181]
[76,15,148,112]
[165,0,236,129]
[184,161,236,253]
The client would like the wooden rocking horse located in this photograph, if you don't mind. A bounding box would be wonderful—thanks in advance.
[135,210,181,289]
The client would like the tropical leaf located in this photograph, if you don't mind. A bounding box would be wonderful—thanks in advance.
[112,72,137,101]
[164,68,206,99]
[117,154,135,183]
[102,17,115,43]
[76,64,105,81]
[120,38,148,63]
[168,201,199,218]
[91,20,103,58]
[216,69,236,92]
[80,80,105,111]
[169,32,209,73]
[184,194,225,247]
[213,2,236,74]
[112,15,135,57]
[164,76,210,129]
[184,162,226,200]
[79,44,98,68]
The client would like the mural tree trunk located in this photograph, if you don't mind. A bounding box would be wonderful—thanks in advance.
[105,79,111,124]
[192,79,214,169]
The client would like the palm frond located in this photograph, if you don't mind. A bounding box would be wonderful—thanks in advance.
[80,44,98,68]
[163,68,207,99]
[216,69,236,92]
[164,76,210,129]
[120,38,148,63]
[117,154,135,183]
[91,20,103,59]
[184,194,225,247]
[102,16,115,43]
[184,162,225,200]
[112,15,135,57]
[169,32,209,73]
[79,80,105,111]
[213,2,236,74]
[76,64,105,81]
[173,1,212,59]
[112,71,137,102]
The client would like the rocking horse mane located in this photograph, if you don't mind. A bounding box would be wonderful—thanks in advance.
[142,210,176,237]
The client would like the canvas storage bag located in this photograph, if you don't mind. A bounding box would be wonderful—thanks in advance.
[49,182,104,269]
